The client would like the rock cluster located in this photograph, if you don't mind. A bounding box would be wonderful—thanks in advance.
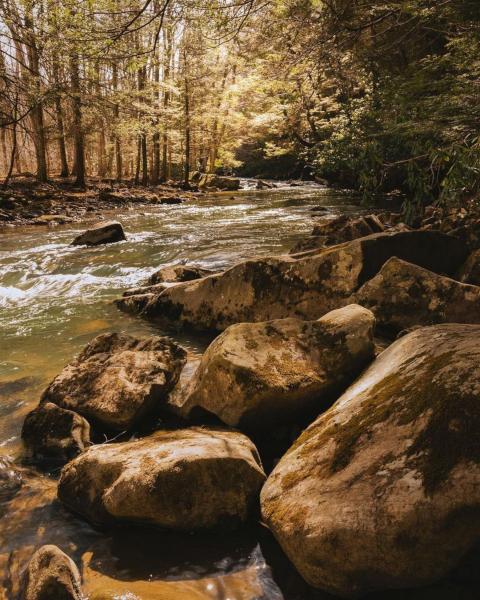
[18,206,480,598]
[120,229,467,331]
[21,333,186,461]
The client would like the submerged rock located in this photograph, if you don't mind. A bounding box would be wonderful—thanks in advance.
[137,230,467,331]
[71,220,126,246]
[355,257,480,334]
[261,324,480,598]
[41,333,186,431]
[58,427,265,530]
[22,402,91,463]
[177,305,375,430]
[0,456,22,504]
[147,264,214,285]
[22,545,83,600]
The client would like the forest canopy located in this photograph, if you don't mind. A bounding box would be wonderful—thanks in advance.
[1,0,479,211]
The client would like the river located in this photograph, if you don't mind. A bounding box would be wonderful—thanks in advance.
[0,185,370,600]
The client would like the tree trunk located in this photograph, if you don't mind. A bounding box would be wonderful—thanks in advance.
[53,64,69,178]
[70,52,86,188]
[161,24,173,182]
[183,48,190,188]
[23,13,48,182]
[112,62,122,181]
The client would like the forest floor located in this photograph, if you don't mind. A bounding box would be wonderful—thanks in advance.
[0,176,202,228]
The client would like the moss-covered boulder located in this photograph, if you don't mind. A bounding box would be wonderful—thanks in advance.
[132,230,467,331]
[22,545,83,600]
[22,402,91,463]
[58,427,265,530]
[41,333,186,431]
[355,257,480,334]
[175,305,375,431]
[261,324,480,598]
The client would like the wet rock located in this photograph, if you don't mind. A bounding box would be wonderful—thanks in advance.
[58,427,265,530]
[139,230,468,331]
[355,257,480,334]
[198,174,240,191]
[147,264,214,285]
[291,213,385,253]
[457,249,480,286]
[0,457,22,504]
[22,545,83,600]
[41,333,186,431]
[22,402,91,463]
[71,221,126,246]
[261,324,480,598]
[177,305,375,430]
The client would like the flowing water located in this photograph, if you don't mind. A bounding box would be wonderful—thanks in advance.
[2,184,460,600]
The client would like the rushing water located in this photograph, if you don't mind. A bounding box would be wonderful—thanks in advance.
[2,185,464,600]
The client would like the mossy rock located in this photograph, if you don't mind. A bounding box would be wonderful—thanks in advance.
[176,304,375,432]
[140,230,467,331]
[261,323,480,598]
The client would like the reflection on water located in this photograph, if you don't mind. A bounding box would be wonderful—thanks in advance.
[5,186,458,600]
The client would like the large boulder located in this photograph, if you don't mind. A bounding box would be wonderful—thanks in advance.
[457,248,480,286]
[355,257,480,334]
[198,174,240,190]
[22,402,91,463]
[176,305,375,430]
[291,214,385,254]
[41,333,186,431]
[135,230,467,331]
[58,427,265,530]
[22,545,83,600]
[147,264,214,285]
[71,221,126,246]
[0,457,22,504]
[261,324,480,598]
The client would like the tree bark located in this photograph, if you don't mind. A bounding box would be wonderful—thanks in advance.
[70,52,86,188]
[112,62,122,181]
